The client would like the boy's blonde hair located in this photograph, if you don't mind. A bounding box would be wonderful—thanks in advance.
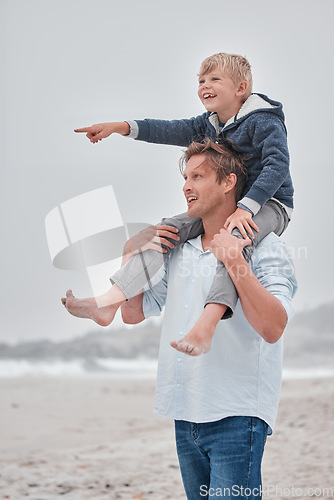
[199,53,253,100]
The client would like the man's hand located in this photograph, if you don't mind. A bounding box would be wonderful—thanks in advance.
[121,224,178,325]
[224,207,259,239]
[210,228,251,266]
[211,228,288,343]
[122,225,180,266]
[74,122,130,143]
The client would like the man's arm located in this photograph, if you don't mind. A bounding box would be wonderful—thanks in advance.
[122,263,169,325]
[210,230,295,344]
[121,292,145,324]
[119,225,176,324]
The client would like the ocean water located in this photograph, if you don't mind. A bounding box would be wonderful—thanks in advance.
[0,358,158,379]
[0,358,333,380]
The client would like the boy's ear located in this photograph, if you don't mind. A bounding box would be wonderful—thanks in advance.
[236,81,248,98]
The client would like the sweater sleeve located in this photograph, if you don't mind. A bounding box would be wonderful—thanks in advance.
[133,114,209,147]
[241,113,290,210]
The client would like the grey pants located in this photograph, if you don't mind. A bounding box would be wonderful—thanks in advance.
[111,200,290,319]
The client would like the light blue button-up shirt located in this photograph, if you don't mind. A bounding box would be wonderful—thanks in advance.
[143,233,297,433]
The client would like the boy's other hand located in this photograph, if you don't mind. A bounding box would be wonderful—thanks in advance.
[224,207,259,239]
[74,122,130,143]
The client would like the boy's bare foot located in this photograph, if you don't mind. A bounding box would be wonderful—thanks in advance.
[170,319,215,356]
[61,290,119,327]
[170,303,228,356]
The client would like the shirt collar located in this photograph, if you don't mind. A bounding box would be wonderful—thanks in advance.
[186,234,212,254]
[186,234,203,252]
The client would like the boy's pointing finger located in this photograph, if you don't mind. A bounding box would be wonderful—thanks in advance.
[74,127,90,133]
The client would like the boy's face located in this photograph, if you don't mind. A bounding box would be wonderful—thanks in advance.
[198,68,244,122]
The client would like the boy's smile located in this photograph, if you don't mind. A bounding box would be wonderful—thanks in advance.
[198,69,246,124]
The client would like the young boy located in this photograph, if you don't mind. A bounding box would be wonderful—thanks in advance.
[62,52,293,356]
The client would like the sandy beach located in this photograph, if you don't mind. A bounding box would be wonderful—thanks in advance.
[0,376,333,500]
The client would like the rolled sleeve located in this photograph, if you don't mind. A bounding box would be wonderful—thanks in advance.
[125,120,139,139]
[251,235,298,322]
[142,266,168,319]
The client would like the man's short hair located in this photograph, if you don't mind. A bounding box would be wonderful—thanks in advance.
[179,139,247,202]
[199,53,253,100]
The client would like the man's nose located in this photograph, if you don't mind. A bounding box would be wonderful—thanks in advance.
[183,179,192,193]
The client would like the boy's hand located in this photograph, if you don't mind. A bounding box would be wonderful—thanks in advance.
[74,122,130,143]
[224,207,259,239]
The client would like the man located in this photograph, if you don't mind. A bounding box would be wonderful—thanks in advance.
[123,139,297,499]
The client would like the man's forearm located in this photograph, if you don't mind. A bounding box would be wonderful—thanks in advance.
[121,292,145,324]
[119,240,145,324]
[225,255,287,343]
[119,252,145,324]
[210,229,287,343]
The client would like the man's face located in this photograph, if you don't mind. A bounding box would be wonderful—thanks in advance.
[197,68,241,119]
[183,154,225,219]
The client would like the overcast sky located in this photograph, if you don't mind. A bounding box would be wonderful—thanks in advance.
[2,0,334,344]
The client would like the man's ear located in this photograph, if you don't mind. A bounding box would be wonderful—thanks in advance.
[224,173,237,193]
[236,80,248,98]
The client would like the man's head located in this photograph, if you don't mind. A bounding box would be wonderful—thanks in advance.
[197,53,252,122]
[180,140,247,219]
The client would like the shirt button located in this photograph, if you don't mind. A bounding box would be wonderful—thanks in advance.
[177,384,181,388]
[177,357,182,362]
[184,304,189,309]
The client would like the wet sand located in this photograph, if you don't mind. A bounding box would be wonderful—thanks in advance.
[0,376,333,499]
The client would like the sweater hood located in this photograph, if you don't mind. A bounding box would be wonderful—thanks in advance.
[208,93,284,133]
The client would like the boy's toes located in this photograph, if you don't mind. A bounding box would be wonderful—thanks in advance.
[66,289,74,299]
[61,298,67,306]
[190,346,201,356]
[175,341,187,352]
[185,343,196,353]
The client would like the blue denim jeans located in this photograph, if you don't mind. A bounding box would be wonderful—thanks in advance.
[175,417,268,499]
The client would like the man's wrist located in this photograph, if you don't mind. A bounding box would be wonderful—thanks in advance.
[223,253,249,277]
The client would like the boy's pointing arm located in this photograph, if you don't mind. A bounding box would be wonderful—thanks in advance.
[74,114,208,147]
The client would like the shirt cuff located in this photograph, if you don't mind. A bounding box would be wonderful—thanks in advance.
[275,293,295,323]
[238,197,261,216]
[125,120,139,139]
[142,292,163,319]
[237,202,254,215]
